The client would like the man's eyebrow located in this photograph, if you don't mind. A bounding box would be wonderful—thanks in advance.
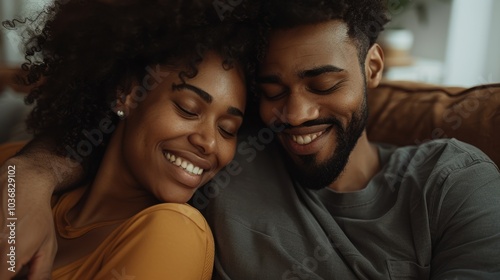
[172,83,212,103]
[256,65,345,84]
[227,106,244,118]
[298,65,345,78]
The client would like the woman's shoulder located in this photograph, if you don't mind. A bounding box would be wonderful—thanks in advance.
[101,203,213,275]
[52,203,214,279]
[127,203,210,232]
[110,203,213,248]
[93,203,214,279]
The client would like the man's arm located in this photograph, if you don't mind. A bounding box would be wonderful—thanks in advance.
[0,137,84,280]
[430,160,500,279]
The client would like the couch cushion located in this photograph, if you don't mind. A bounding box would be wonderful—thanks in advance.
[367,81,500,166]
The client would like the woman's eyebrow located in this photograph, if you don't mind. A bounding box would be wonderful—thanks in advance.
[227,106,244,118]
[173,83,243,117]
[172,83,213,103]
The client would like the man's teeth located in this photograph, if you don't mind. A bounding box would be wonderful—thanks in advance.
[291,131,323,145]
[166,153,204,175]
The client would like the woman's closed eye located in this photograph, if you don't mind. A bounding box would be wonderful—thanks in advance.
[218,120,240,138]
[219,126,236,138]
[175,103,198,118]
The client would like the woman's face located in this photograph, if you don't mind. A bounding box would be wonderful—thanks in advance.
[119,53,246,203]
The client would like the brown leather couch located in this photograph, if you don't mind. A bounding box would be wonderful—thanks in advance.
[367,81,500,166]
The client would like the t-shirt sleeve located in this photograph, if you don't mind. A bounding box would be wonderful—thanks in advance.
[94,203,214,280]
[430,160,500,279]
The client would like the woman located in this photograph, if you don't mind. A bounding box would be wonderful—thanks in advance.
[3,0,257,278]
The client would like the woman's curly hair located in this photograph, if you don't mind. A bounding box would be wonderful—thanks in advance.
[3,0,258,176]
[257,0,390,64]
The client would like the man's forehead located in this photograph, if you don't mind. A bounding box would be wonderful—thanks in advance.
[261,20,355,75]
[268,20,350,49]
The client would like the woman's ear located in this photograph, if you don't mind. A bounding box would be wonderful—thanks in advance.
[112,92,127,119]
[364,43,384,89]
[112,82,139,119]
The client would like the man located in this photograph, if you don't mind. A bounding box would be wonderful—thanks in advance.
[200,1,500,279]
[2,0,500,279]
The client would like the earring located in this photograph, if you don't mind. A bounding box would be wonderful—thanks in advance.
[117,110,125,119]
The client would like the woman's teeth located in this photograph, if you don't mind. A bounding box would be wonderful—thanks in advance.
[166,152,204,175]
[291,131,324,145]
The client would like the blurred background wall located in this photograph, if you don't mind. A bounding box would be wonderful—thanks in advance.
[0,0,52,143]
[1,0,53,66]
[380,0,500,86]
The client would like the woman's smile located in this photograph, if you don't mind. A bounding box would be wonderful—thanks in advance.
[165,152,205,176]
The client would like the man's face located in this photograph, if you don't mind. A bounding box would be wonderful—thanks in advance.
[258,20,368,190]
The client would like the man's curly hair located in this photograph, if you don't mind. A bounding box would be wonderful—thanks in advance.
[3,0,258,176]
[257,0,390,64]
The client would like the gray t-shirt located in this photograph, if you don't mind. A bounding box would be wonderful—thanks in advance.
[200,136,500,280]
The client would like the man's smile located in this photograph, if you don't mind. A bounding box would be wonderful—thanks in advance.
[281,124,334,155]
[290,130,325,145]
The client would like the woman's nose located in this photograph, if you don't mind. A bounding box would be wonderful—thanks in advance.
[188,126,216,155]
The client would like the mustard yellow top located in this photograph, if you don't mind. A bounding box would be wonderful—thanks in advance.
[51,188,214,279]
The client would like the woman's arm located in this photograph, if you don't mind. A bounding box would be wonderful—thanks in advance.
[0,137,84,280]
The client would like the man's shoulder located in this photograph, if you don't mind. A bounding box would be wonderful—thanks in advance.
[417,138,494,165]
[386,138,496,171]
[379,138,498,189]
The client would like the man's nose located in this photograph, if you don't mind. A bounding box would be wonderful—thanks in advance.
[283,92,320,127]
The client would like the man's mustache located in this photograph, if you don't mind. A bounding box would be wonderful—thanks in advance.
[279,117,344,132]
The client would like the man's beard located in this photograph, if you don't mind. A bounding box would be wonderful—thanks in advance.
[282,93,368,190]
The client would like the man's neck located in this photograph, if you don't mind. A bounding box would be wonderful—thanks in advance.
[328,131,380,192]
